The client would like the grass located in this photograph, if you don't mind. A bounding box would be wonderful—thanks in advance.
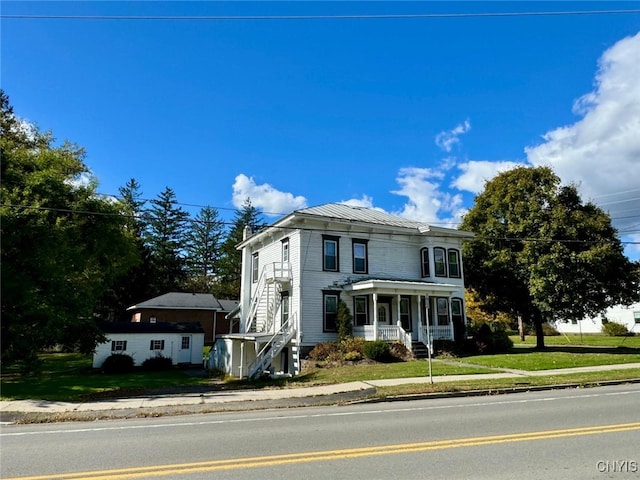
[0,353,210,402]
[509,333,640,348]
[2,336,639,402]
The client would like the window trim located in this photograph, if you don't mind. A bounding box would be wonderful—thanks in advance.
[436,297,449,326]
[447,248,461,278]
[420,247,430,277]
[281,238,290,263]
[352,238,369,274]
[281,291,290,323]
[323,290,340,332]
[111,340,127,352]
[434,247,447,277]
[322,235,340,272]
[400,296,411,331]
[181,336,190,349]
[252,252,259,283]
[353,295,368,326]
[149,339,165,351]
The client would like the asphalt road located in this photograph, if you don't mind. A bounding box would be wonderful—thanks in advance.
[1,384,639,480]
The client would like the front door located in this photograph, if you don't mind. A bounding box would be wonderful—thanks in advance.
[377,303,391,325]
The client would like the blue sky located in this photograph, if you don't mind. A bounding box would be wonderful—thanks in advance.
[2,2,640,258]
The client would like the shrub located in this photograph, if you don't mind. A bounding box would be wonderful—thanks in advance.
[389,342,411,361]
[602,322,630,337]
[343,350,363,362]
[363,340,392,362]
[141,355,173,371]
[470,323,513,354]
[541,322,560,336]
[339,337,365,355]
[101,353,134,374]
[307,342,342,362]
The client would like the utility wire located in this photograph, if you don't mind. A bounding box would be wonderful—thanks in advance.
[3,9,640,21]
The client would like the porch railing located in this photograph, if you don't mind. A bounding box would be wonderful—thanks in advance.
[353,325,412,350]
[421,324,453,341]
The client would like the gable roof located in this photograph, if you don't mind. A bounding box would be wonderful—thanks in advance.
[239,202,473,247]
[127,292,222,312]
[98,321,205,334]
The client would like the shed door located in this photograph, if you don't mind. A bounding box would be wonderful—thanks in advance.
[179,336,192,364]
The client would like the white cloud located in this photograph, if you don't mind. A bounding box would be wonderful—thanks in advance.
[525,31,640,243]
[391,167,464,225]
[435,120,471,152]
[232,174,307,216]
[339,195,378,209]
[453,160,523,194]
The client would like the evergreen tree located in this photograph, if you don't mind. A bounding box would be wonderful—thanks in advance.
[213,198,265,299]
[184,206,225,292]
[144,187,190,294]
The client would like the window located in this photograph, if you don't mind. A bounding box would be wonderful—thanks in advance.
[323,292,339,332]
[434,248,447,277]
[149,316,157,324]
[111,340,127,352]
[252,253,259,283]
[420,248,430,277]
[448,249,461,278]
[635,312,640,324]
[322,235,340,272]
[451,298,463,325]
[354,296,368,326]
[436,298,449,326]
[181,337,190,349]
[150,340,165,351]
[352,239,368,274]
[400,297,411,331]
[281,239,290,263]
[281,292,290,323]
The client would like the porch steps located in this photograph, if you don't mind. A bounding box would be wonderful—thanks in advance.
[412,341,431,359]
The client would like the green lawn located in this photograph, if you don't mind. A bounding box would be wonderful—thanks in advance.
[510,333,640,348]
[2,340,640,402]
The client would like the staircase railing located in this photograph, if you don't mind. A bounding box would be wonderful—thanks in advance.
[247,314,297,379]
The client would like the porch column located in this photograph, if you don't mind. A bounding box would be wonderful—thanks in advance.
[373,293,378,341]
[447,295,454,340]
[396,294,402,328]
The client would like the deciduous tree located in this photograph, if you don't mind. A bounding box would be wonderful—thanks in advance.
[460,166,639,349]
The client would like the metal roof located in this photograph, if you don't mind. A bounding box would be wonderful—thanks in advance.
[294,203,429,230]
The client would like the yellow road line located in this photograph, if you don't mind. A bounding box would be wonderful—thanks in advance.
[8,422,640,480]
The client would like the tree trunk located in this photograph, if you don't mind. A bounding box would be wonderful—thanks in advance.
[517,315,525,342]
[534,318,545,349]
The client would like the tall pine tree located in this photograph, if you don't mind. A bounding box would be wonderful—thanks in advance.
[184,206,225,292]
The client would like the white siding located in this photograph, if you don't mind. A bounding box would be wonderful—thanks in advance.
[92,332,204,368]
[554,303,640,334]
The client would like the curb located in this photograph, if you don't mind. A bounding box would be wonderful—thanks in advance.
[357,377,640,404]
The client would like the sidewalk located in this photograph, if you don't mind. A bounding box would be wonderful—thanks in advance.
[2,362,640,420]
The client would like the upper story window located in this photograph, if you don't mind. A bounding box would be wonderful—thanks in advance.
[434,247,447,277]
[352,239,368,274]
[420,247,430,277]
[252,252,259,283]
[281,238,289,263]
[354,296,368,326]
[323,291,340,332]
[448,249,461,278]
[322,235,340,272]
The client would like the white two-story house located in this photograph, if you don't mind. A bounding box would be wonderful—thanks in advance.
[211,203,474,379]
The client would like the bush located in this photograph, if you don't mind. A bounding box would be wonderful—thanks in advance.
[339,337,365,356]
[101,353,134,374]
[343,350,363,362]
[470,323,513,354]
[389,342,411,361]
[141,355,173,371]
[541,323,560,336]
[307,342,342,362]
[602,322,630,337]
[363,340,392,362]
[336,300,353,342]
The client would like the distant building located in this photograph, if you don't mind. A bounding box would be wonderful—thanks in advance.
[552,302,640,334]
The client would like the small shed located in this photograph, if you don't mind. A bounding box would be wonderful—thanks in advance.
[93,321,205,368]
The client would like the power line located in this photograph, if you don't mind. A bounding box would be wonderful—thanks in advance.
[3,203,639,246]
[3,9,640,21]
